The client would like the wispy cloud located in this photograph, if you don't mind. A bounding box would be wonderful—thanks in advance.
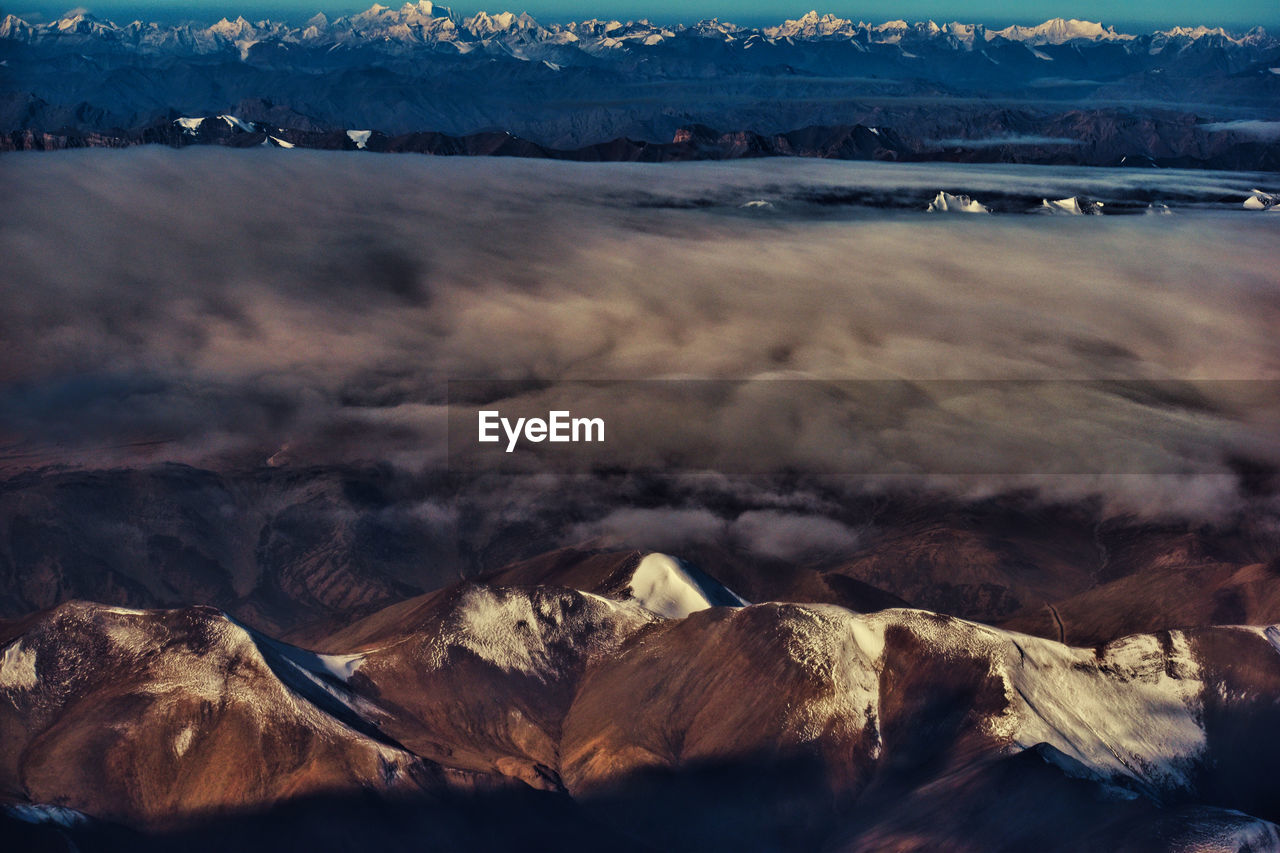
[1201,120,1280,141]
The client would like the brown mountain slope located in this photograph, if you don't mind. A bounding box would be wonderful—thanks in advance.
[322,582,656,789]
[0,601,446,831]
[6,560,1280,851]
[1003,556,1280,647]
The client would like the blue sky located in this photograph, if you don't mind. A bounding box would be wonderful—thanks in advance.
[8,1,1278,29]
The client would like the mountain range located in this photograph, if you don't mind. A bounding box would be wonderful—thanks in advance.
[3,4,1278,167]
[5,544,1280,851]
[4,9,1280,848]
[4,4,1275,59]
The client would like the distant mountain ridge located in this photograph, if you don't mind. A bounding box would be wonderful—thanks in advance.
[2,4,1274,57]
[4,3,1278,152]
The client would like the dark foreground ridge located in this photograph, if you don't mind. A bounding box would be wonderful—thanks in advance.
[6,105,1280,171]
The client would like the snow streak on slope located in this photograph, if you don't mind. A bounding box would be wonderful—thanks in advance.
[231,616,378,723]
[627,552,748,618]
[219,114,255,132]
[1241,625,1280,656]
[0,640,38,690]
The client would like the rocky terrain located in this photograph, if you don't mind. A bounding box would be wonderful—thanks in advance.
[9,106,1278,171]
[4,547,1280,851]
[5,465,1280,648]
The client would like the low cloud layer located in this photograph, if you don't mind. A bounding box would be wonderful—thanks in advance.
[1202,120,1280,141]
[930,135,1084,148]
[2,148,1278,522]
[569,507,861,561]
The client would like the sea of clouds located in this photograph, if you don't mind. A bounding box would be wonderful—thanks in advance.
[2,148,1278,542]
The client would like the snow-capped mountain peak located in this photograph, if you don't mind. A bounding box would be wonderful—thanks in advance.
[987,17,1133,44]
[2,7,1269,58]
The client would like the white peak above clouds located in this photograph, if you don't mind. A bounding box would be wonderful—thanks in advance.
[926,191,990,213]
[625,552,749,618]
[765,11,857,39]
[988,17,1132,44]
[3,6,1271,58]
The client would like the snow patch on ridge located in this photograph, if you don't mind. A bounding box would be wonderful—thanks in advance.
[627,552,748,618]
[1266,626,1280,656]
[219,114,255,132]
[173,725,194,756]
[0,641,38,690]
[313,651,366,681]
[792,606,1207,794]
[785,605,886,748]
[987,628,1205,793]
[767,604,1211,795]
[426,585,654,680]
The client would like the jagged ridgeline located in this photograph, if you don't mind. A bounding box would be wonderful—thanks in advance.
[5,551,1280,851]
[3,3,1278,169]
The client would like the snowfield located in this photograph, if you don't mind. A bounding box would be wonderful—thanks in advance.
[626,552,749,618]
